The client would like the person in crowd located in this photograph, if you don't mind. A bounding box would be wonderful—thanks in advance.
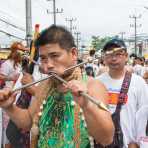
[85,66,95,77]
[97,58,109,75]
[0,42,24,148]
[85,49,99,77]
[0,42,23,88]
[0,25,114,148]
[5,48,44,148]
[96,38,148,148]
[133,56,144,76]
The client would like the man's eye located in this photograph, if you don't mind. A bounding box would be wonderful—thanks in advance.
[51,54,59,58]
[40,57,47,61]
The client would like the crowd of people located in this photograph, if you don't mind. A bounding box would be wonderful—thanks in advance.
[0,25,147,148]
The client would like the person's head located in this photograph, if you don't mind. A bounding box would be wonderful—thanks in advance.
[102,38,128,71]
[77,59,84,70]
[85,66,94,77]
[135,56,143,65]
[8,42,24,67]
[89,49,95,57]
[35,25,77,76]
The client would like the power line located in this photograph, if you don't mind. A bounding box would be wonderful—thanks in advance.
[34,0,49,10]
[0,17,25,32]
[0,29,25,40]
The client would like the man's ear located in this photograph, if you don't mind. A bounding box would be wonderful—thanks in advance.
[71,47,78,61]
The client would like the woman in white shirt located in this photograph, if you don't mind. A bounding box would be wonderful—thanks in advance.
[0,42,24,148]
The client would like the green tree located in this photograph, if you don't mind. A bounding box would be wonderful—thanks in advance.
[90,36,116,51]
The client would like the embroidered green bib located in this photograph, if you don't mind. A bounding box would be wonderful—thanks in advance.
[38,90,90,148]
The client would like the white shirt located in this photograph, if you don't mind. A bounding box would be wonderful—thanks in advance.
[0,59,21,88]
[96,73,148,147]
[133,64,144,77]
[135,106,148,148]
[85,63,99,77]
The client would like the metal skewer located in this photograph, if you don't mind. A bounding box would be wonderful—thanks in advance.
[50,72,109,112]
[12,58,97,92]
[12,75,52,93]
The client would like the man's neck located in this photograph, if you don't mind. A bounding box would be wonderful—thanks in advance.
[109,68,126,79]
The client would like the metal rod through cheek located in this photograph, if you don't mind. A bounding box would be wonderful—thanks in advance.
[12,59,89,93]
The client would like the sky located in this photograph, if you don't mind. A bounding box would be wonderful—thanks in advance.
[1,0,148,47]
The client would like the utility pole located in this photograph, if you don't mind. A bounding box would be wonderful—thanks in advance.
[26,0,32,47]
[74,32,81,50]
[47,0,63,25]
[130,14,141,55]
[65,18,76,33]
[119,32,125,40]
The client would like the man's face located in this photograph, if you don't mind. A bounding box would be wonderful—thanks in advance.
[103,48,128,70]
[39,43,77,76]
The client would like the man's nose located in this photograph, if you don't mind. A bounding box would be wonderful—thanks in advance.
[47,58,54,69]
[111,54,118,60]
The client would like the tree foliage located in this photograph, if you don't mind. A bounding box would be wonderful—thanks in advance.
[90,36,117,51]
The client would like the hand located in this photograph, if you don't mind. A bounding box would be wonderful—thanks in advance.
[65,80,88,108]
[21,72,36,95]
[21,72,33,85]
[0,88,16,109]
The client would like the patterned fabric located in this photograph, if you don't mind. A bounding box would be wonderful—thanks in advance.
[6,91,32,148]
[38,72,91,148]
[15,91,32,148]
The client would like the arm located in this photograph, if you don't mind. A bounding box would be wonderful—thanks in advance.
[66,78,114,146]
[0,73,19,82]
[128,143,139,148]
[0,88,38,130]
[0,73,12,81]
[4,105,33,130]
[82,79,114,146]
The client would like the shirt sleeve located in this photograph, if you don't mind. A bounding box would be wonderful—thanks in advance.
[135,77,148,146]
[0,61,11,76]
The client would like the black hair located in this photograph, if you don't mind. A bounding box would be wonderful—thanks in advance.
[85,66,94,77]
[35,25,76,51]
[103,39,127,52]
[89,50,96,56]
[135,56,143,62]
[130,53,137,58]
[103,44,127,53]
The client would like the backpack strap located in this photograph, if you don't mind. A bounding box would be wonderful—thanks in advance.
[115,71,132,113]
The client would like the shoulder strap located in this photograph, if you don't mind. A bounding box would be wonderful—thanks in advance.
[115,71,132,113]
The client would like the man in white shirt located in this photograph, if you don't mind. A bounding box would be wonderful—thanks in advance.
[96,38,148,148]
